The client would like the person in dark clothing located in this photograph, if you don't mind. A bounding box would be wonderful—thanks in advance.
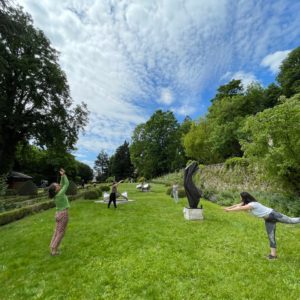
[108,180,123,208]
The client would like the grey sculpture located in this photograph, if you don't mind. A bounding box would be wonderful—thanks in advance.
[184,161,202,209]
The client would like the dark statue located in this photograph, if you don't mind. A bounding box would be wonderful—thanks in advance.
[184,161,202,209]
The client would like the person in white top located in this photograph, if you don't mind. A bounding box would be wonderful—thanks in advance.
[172,182,179,203]
[224,192,300,259]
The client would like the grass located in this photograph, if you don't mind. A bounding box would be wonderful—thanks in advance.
[0,183,300,300]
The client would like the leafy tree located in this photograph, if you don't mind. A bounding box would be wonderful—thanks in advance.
[94,150,109,182]
[77,162,93,183]
[110,141,134,180]
[277,47,300,97]
[211,79,243,102]
[183,119,221,163]
[241,94,300,193]
[130,110,182,178]
[0,6,88,174]
[14,144,79,184]
[264,83,282,108]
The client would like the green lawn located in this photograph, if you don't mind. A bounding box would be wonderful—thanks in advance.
[1,183,299,300]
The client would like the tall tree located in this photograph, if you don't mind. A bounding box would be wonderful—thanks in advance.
[110,141,134,180]
[77,162,93,183]
[94,150,109,182]
[277,47,300,97]
[0,6,88,174]
[130,110,182,178]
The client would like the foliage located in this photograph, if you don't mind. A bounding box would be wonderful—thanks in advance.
[130,110,185,178]
[83,189,102,200]
[0,200,55,225]
[77,162,93,183]
[4,189,17,196]
[0,194,47,212]
[0,174,7,196]
[0,5,88,175]
[105,176,115,183]
[166,187,172,195]
[100,185,110,192]
[241,94,300,193]
[224,157,249,169]
[137,176,145,183]
[94,150,110,182]
[110,141,134,181]
[184,82,282,163]
[13,144,92,185]
[1,184,300,299]
[17,180,37,196]
[66,181,78,196]
[178,189,186,198]
[211,79,243,102]
[277,46,300,97]
[183,119,220,163]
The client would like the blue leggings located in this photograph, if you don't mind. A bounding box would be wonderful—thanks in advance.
[264,211,300,248]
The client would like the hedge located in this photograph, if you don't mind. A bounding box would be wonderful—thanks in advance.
[0,191,85,226]
[0,200,55,226]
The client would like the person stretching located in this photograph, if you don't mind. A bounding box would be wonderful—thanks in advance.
[48,168,70,256]
[224,191,300,259]
[108,180,123,208]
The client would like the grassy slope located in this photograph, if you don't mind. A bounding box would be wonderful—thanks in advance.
[0,183,299,300]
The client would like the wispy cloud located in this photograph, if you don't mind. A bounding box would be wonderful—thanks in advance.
[17,0,300,165]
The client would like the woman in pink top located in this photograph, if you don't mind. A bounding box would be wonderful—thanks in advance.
[225,192,300,259]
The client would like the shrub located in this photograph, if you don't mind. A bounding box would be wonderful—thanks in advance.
[66,181,77,196]
[84,190,101,200]
[224,157,249,169]
[106,176,115,183]
[17,180,38,196]
[100,185,110,192]
[137,177,145,183]
[5,189,18,196]
[178,189,186,198]
[0,174,8,196]
[166,187,172,196]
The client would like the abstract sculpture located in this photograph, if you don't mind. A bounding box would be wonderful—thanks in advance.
[184,161,202,209]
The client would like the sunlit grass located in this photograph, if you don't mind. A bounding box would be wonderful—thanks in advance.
[0,183,299,299]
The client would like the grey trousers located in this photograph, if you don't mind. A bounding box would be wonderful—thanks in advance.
[264,211,300,248]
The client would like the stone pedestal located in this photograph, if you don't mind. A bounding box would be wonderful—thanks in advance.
[183,207,204,220]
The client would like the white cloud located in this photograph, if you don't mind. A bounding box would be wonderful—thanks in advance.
[175,104,196,117]
[222,71,259,88]
[261,50,291,73]
[158,88,174,105]
[16,0,300,163]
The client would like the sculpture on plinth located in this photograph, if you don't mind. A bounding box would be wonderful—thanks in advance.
[183,161,203,220]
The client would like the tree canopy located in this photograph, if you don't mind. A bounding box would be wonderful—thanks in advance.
[277,46,300,97]
[130,110,185,178]
[0,5,88,174]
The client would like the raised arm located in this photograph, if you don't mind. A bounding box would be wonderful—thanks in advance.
[57,169,69,196]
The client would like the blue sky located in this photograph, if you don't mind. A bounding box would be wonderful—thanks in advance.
[18,0,300,168]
